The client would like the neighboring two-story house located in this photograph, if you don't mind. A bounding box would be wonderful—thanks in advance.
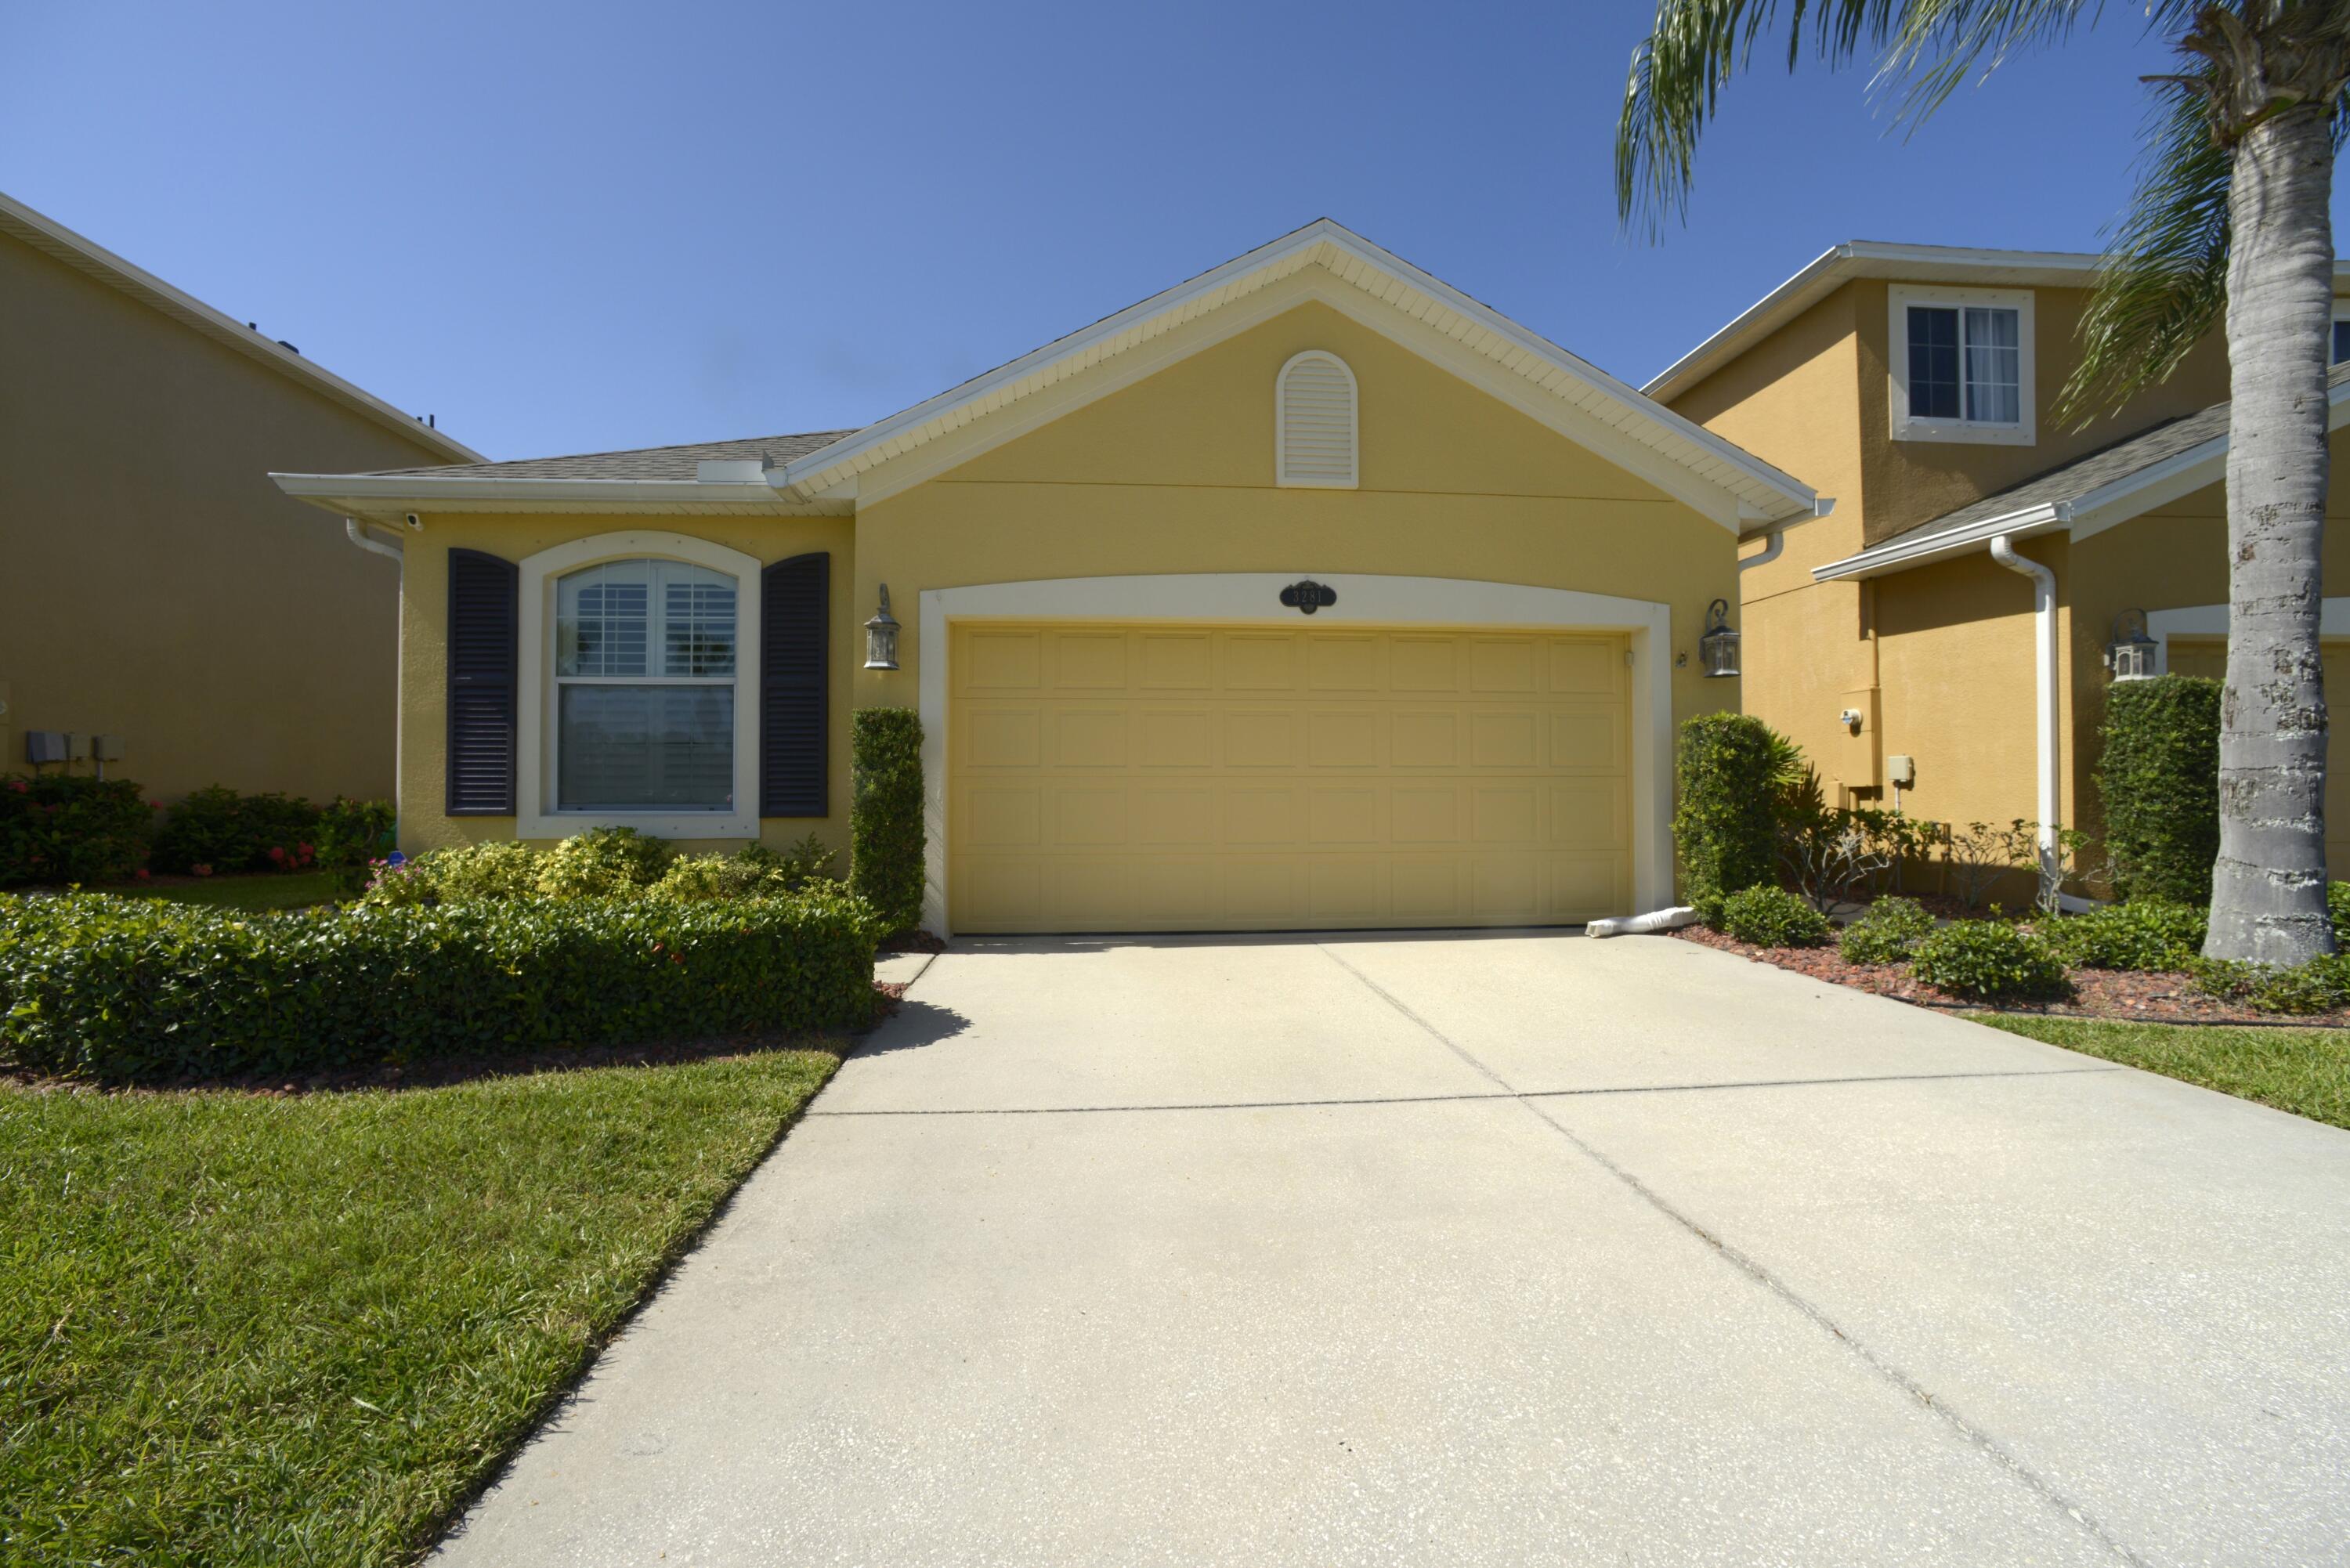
[0,190,479,804]
[1652,242,2350,879]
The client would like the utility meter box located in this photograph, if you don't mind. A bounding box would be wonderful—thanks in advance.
[63,732,90,761]
[92,735,126,762]
[1886,754,1917,788]
[24,731,67,764]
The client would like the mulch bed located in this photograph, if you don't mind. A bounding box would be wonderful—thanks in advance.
[1672,923,2350,1028]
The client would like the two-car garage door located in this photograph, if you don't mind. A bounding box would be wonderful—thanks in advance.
[946,620,1632,934]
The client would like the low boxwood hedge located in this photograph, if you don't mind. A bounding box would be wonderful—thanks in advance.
[1838,896,1935,965]
[2037,900,2207,971]
[1911,919,2069,1001]
[1,775,152,886]
[0,886,880,1082]
[1718,884,1831,948]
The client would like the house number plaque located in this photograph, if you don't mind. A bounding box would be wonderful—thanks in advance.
[1279,580,1338,616]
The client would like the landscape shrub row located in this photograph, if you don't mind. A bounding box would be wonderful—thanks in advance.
[0,885,879,1082]
[363,827,837,908]
[0,775,151,886]
[0,778,395,889]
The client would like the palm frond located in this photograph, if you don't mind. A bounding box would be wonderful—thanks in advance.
[2054,83,2231,427]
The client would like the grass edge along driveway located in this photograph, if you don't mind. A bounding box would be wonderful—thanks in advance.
[1971,1013,2350,1131]
[0,1046,839,1566]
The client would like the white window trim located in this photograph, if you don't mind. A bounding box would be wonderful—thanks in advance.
[516,530,761,840]
[915,573,1674,938]
[1888,284,2036,447]
[1274,349,1359,488]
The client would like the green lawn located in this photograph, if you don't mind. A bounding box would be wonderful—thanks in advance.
[1972,1014,2350,1130]
[0,1048,840,1565]
[129,869,345,911]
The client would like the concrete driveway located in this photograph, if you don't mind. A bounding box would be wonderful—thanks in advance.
[436,932,2350,1567]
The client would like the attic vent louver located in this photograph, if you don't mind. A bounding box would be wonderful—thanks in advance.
[1276,351,1358,488]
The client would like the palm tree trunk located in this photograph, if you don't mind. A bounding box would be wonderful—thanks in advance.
[2207,102,2337,964]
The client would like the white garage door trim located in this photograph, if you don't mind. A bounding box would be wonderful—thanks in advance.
[917,574,1673,937]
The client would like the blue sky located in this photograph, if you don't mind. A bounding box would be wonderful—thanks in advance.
[4,1,2312,464]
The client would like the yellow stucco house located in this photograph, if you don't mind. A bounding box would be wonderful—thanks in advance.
[0,190,479,803]
[1653,241,2350,880]
[274,221,1823,935]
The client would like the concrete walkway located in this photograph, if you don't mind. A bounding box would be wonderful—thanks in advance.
[436,933,2350,1566]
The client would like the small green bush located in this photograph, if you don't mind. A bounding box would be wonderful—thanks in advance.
[0,775,153,886]
[851,707,926,936]
[1838,896,1936,965]
[2192,953,2350,1015]
[2038,900,2207,972]
[2330,881,2350,944]
[151,786,325,875]
[536,826,673,898]
[1674,714,1788,910]
[1911,920,2069,1000]
[1719,884,1831,948]
[363,840,544,906]
[0,884,879,1082]
[2097,676,2220,905]
[649,835,836,904]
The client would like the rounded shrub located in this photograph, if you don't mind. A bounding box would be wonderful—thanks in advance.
[1719,884,1831,948]
[536,826,673,898]
[152,786,323,875]
[2037,900,2207,972]
[1911,920,2069,1000]
[851,707,926,937]
[0,885,880,1082]
[1838,895,1936,965]
[1,774,152,886]
[1674,714,1789,912]
[2096,675,2220,905]
[363,840,544,906]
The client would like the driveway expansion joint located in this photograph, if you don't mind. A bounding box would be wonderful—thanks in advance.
[1311,941,2155,1568]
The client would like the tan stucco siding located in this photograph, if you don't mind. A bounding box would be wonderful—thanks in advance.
[851,303,1741,735]
[0,229,454,804]
[393,515,857,857]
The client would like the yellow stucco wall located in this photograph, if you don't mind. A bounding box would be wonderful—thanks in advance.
[0,227,457,802]
[393,300,1745,874]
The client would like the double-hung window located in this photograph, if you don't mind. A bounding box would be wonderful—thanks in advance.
[554,559,738,811]
[1889,285,2034,445]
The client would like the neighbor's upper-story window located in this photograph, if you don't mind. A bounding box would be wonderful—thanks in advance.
[1889,285,2034,446]
[554,559,738,810]
[2331,308,2350,364]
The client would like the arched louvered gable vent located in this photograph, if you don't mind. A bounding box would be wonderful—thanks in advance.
[1276,350,1358,488]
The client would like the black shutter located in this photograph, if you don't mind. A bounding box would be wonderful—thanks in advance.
[446,548,519,815]
[761,551,829,816]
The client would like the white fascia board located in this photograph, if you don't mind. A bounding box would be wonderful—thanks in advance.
[1812,502,2071,581]
[0,190,484,464]
[2066,381,2350,543]
[767,218,1818,524]
[269,470,841,518]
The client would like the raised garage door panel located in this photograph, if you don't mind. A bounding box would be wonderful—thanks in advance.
[948,622,1632,933]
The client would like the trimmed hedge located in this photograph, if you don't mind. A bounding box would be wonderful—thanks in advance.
[1838,896,1935,965]
[851,707,925,936]
[1674,714,1786,915]
[1911,920,2069,1000]
[2097,676,2220,905]
[2037,900,2207,971]
[1719,884,1831,948]
[152,786,323,875]
[0,887,879,1082]
[1,775,152,886]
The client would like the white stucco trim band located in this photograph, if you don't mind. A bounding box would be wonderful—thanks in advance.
[516,530,763,840]
[915,573,1676,938]
[2146,598,2350,673]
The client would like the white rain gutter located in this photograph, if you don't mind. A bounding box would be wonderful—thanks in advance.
[1738,529,1786,574]
[1989,534,2062,891]
[345,518,406,829]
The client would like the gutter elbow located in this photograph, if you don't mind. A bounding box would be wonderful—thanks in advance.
[345,517,403,564]
[1738,529,1785,574]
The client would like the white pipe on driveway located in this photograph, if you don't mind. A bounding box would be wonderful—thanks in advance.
[1587,906,1699,938]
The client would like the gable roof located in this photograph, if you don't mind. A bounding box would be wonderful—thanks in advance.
[368,428,853,482]
[277,219,1824,531]
[0,190,483,464]
[1643,240,2350,408]
[1813,363,2350,581]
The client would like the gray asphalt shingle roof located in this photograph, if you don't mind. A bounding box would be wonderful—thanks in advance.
[367,428,859,481]
[1874,362,2350,554]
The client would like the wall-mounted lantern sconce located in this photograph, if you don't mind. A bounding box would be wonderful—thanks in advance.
[863,584,901,670]
[1698,598,1741,678]
[2106,609,2157,681]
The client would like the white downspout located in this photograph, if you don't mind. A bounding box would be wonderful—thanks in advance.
[1988,534,2061,898]
[345,518,405,833]
[1737,528,1785,573]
